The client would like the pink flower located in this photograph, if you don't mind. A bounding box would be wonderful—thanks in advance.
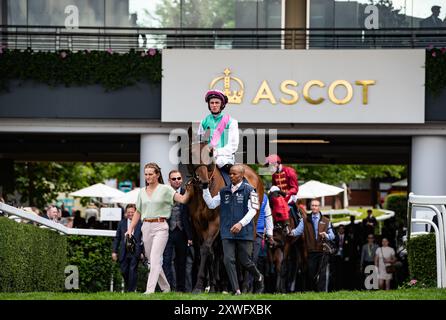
[148,48,156,56]
[409,279,417,286]
[60,51,67,59]
[107,48,113,54]
[432,51,437,57]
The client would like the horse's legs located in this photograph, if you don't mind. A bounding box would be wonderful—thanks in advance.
[273,249,284,293]
[193,240,212,293]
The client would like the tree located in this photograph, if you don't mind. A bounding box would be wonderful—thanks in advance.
[361,0,409,28]
[12,162,139,209]
[251,163,406,188]
[148,0,235,28]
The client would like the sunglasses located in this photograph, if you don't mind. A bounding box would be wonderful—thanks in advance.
[170,177,182,181]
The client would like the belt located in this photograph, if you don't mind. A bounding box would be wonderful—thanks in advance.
[144,217,167,223]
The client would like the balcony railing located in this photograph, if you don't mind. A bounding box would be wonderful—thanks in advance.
[1,25,446,52]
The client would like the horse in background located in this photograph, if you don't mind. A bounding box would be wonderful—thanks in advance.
[186,137,265,293]
[267,192,308,292]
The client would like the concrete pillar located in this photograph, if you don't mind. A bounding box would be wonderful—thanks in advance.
[140,134,178,187]
[411,136,446,196]
[284,0,307,49]
[411,136,446,232]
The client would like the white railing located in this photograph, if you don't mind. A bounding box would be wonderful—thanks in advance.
[0,202,116,237]
[408,193,446,288]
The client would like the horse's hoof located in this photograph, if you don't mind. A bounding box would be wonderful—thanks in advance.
[209,287,217,293]
[192,288,203,294]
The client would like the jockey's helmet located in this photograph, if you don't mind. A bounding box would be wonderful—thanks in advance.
[205,90,228,112]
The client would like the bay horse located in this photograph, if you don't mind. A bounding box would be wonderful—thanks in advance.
[186,139,264,293]
[268,198,308,292]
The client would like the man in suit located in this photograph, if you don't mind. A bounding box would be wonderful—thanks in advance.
[162,170,193,292]
[333,224,349,290]
[420,6,443,28]
[362,209,378,241]
[112,203,143,292]
[289,199,335,292]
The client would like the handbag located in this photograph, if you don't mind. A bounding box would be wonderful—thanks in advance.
[381,248,395,273]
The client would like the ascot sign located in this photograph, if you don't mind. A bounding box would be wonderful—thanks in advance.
[162,49,425,123]
[212,68,375,106]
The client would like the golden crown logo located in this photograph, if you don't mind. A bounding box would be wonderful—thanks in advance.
[210,68,244,104]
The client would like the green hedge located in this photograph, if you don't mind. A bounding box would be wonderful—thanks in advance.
[0,48,161,92]
[427,47,446,96]
[383,193,408,227]
[0,217,67,292]
[407,233,436,287]
[67,236,123,292]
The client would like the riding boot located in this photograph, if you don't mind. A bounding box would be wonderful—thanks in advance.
[222,163,233,173]
[220,164,233,186]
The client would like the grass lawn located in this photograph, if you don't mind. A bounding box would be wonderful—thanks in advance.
[1,289,446,300]
[328,208,385,225]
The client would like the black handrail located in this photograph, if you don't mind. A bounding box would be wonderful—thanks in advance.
[1,25,445,51]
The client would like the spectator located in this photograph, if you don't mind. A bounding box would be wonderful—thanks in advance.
[289,198,335,292]
[375,237,396,290]
[73,210,86,228]
[202,164,265,295]
[112,204,143,292]
[61,217,74,228]
[333,224,348,290]
[420,5,443,28]
[86,215,100,229]
[126,162,190,295]
[162,170,193,292]
[85,203,99,222]
[360,234,379,289]
[61,203,70,218]
[344,216,361,290]
[362,209,378,241]
[345,215,361,251]
[44,205,59,223]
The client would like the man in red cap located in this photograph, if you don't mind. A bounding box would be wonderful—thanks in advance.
[265,154,300,221]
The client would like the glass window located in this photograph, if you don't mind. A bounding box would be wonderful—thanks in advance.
[7,0,27,25]
[129,0,281,29]
[310,0,446,30]
[7,0,105,27]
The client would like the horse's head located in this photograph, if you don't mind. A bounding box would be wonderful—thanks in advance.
[189,134,216,185]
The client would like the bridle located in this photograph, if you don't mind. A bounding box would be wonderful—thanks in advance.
[191,163,217,187]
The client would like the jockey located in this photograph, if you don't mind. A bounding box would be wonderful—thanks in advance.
[265,154,299,222]
[268,186,291,235]
[198,90,239,185]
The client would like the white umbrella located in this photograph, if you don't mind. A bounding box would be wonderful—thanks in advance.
[110,188,141,204]
[391,178,407,187]
[297,180,344,199]
[69,183,125,199]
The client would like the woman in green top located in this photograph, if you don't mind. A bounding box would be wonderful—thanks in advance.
[127,162,190,294]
